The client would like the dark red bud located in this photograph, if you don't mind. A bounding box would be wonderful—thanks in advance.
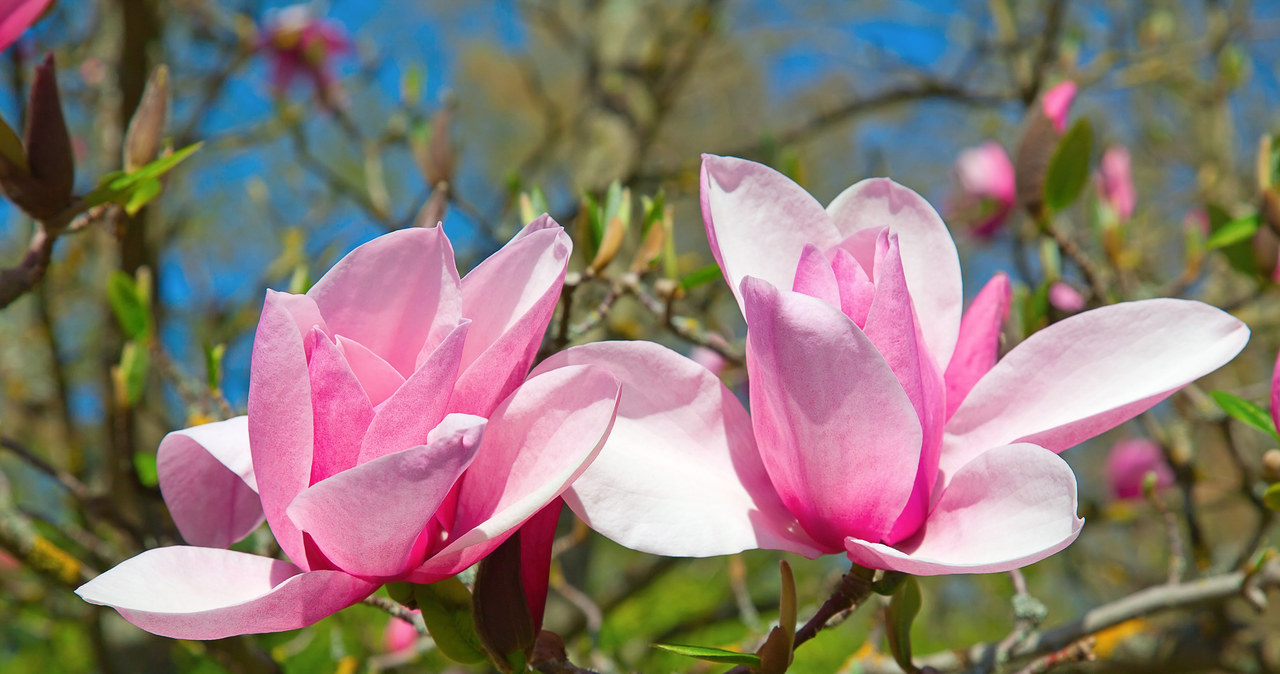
[472,530,536,671]
[16,53,74,220]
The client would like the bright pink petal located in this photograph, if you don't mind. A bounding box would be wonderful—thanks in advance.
[452,217,570,415]
[287,414,485,578]
[307,227,462,377]
[359,321,469,463]
[408,365,620,581]
[306,330,374,484]
[336,336,404,407]
[826,178,963,370]
[742,277,922,549]
[701,154,841,313]
[157,416,263,549]
[248,290,316,569]
[861,233,946,544]
[831,248,874,327]
[844,443,1082,575]
[533,341,821,558]
[0,0,51,52]
[1271,349,1280,434]
[943,273,1011,420]
[75,547,377,639]
[944,299,1249,478]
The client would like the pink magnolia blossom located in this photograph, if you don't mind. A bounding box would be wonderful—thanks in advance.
[258,4,350,103]
[1096,146,1136,222]
[542,155,1249,576]
[0,0,50,53]
[1048,281,1085,313]
[1105,438,1174,500]
[384,610,421,653]
[951,141,1016,238]
[77,220,621,639]
[1042,81,1077,133]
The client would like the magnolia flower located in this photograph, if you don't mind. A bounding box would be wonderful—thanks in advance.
[951,141,1016,238]
[1105,438,1174,500]
[77,221,621,639]
[0,0,50,52]
[258,4,349,103]
[1042,81,1077,133]
[543,155,1249,575]
[384,610,421,654]
[1096,146,1136,223]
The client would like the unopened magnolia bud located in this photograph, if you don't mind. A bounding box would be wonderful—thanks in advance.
[123,65,169,172]
[472,531,535,670]
[1014,82,1077,223]
[10,53,74,221]
[1262,449,1280,483]
[413,104,455,187]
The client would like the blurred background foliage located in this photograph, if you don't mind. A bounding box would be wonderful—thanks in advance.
[4,0,1280,672]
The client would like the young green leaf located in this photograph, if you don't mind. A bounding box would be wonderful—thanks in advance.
[1263,483,1280,512]
[679,263,723,291]
[1205,214,1261,250]
[885,576,922,674]
[133,452,159,488]
[106,271,151,340]
[651,643,762,668]
[1210,390,1280,442]
[119,341,149,406]
[1043,118,1093,212]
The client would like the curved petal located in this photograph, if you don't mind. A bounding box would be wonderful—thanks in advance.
[742,277,922,549]
[248,290,316,569]
[307,227,462,377]
[701,154,841,314]
[519,501,562,633]
[0,1,52,53]
[306,330,374,484]
[157,416,264,549]
[827,178,962,369]
[791,243,840,308]
[287,414,485,578]
[1270,349,1280,434]
[862,233,946,544]
[336,336,405,408]
[943,273,1011,420]
[359,321,469,463]
[408,365,620,581]
[75,547,377,640]
[533,341,821,558]
[452,219,570,415]
[943,299,1250,477]
[844,443,1082,575]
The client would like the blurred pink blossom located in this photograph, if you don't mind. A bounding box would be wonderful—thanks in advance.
[1042,81,1077,133]
[690,346,727,376]
[258,4,350,104]
[1096,146,1136,222]
[0,0,50,53]
[383,610,421,654]
[952,142,1016,238]
[1048,282,1085,313]
[1106,438,1174,500]
[1184,208,1210,236]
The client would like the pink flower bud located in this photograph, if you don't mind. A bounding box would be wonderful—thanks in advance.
[1041,81,1077,134]
[1096,146,1136,223]
[1106,438,1175,500]
[383,610,421,654]
[1048,281,1085,313]
[951,142,1016,238]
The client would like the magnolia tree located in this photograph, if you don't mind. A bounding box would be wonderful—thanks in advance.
[3,1,1280,673]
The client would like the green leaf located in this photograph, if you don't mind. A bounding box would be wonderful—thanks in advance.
[119,341,149,406]
[885,576,922,674]
[1022,280,1050,337]
[0,113,27,173]
[413,577,487,664]
[204,343,225,391]
[85,142,202,209]
[132,452,158,488]
[1205,214,1261,250]
[1210,390,1280,442]
[651,643,762,667]
[106,271,150,339]
[1263,483,1280,511]
[124,177,162,215]
[679,263,723,291]
[1206,203,1259,276]
[1043,118,1093,212]
[601,180,624,239]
